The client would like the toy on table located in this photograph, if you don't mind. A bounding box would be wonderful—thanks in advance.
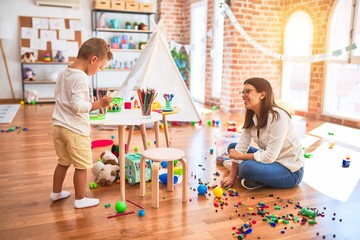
[107,97,123,112]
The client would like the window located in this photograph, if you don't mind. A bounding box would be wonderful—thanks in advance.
[324,0,360,120]
[281,11,313,111]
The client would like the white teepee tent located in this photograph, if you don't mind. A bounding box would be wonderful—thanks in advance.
[116,20,201,122]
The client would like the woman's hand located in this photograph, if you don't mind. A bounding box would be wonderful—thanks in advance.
[220,175,236,188]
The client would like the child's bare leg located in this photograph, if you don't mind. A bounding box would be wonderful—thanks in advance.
[74,168,99,208]
[50,164,70,201]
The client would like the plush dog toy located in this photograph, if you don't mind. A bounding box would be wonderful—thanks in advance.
[92,161,120,186]
[100,150,118,165]
[21,52,36,62]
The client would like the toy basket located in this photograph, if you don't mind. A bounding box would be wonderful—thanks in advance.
[214,131,241,165]
[107,97,123,112]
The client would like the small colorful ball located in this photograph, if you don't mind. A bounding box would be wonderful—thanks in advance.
[115,201,127,213]
[197,184,207,195]
[138,209,145,217]
[89,182,97,189]
[213,186,223,198]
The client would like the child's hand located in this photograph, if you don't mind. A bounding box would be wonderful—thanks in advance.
[100,96,112,107]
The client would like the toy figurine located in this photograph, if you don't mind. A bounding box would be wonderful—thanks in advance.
[54,51,65,62]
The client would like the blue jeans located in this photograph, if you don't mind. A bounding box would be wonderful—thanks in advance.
[227,143,304,189]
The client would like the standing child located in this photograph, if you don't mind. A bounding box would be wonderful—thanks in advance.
[50,38,113,208]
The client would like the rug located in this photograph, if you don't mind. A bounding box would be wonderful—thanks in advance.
[0,104,20,124]
[309,122,360,148]
[302,142,360,202]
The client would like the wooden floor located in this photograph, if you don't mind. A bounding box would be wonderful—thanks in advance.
[0,104,359,240]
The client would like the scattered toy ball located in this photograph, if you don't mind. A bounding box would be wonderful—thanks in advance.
[115,201,127,213]
[213,186,223,198]
[138,209,145,217]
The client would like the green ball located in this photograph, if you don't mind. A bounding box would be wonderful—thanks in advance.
[212,105,217,111]
[115,201,127,213]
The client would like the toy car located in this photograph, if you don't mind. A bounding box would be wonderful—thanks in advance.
[125,153,152,185]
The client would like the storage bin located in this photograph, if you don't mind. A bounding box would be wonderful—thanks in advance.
[139,3,152,12]
[107,97,123,112]
[93,0,110,9]
[214,132,241,165]
[125,1,139,11]
[111,0,125,10]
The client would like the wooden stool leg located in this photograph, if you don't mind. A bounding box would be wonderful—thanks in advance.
[167,161,174,192]
[151,162,160,208]
[179,158,188,203]
[140,156,146,196]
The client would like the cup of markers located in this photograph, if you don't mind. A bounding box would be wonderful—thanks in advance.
[163,93,174,109]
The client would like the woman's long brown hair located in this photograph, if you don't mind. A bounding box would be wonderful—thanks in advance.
[242,77,291,129]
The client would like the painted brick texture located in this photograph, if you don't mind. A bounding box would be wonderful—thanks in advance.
[156,0,359,128]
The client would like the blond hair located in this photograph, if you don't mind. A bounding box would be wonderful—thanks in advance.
[77,37,113,61]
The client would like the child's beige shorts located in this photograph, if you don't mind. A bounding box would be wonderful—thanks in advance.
[53,125,93,169]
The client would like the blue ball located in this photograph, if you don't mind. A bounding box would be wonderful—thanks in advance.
[197,184,207,195]
[161,161,168,168]
[159,173,178,185]
[138,209,145,217]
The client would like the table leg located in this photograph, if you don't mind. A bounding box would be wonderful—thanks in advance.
[140,124,148,150]
[154,121,160,148]
[118,125,126,201]
[140,155,146,196]
[163,115,170,147]
[126,125,135,153]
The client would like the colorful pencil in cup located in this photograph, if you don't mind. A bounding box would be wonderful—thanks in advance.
[137,88,157,116]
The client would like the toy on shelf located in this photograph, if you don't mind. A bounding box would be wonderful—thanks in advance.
[54,51,65,62]
[138,23,148,30]
[110,18,120,29]
[133,22,139,30]
[21,52,36,62]
[125,21,132,29]
[111,36,120,49]
[23,68,36,81]
[43,52,51,62]
[227,121,237,132]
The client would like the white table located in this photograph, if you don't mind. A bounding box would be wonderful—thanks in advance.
[100,109,162,201]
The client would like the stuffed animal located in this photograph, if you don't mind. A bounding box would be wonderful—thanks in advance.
[100,150,118,165]
[21,52,36,63]
[54,51,65,62]
[23,68,36,81]
[92,161,120,186]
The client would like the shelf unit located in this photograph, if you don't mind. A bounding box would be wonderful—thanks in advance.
[21,62,69,103]
[91,8,156,94]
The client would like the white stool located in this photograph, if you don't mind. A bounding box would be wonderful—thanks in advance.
[140,147,188,208]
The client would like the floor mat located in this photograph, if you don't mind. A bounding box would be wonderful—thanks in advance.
[302,142,360,202]
[0,104,20,124]
[309,122,360,148]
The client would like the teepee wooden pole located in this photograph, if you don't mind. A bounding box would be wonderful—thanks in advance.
[0,39,15,99]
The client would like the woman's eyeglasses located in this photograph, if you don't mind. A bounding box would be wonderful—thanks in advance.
[239,89,257,96]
